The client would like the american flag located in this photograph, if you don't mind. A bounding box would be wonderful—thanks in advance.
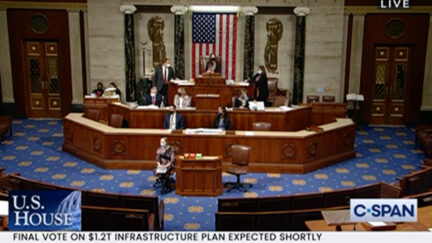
[192,13,237,80]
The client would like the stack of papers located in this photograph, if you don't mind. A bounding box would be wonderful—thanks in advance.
[185,128,224,134]
[346,93,364,101]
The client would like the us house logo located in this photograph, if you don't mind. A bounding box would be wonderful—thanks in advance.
[379,0,411,9]
[9,191,81,231]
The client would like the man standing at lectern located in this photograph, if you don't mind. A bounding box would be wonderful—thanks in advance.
[153,57,176,106]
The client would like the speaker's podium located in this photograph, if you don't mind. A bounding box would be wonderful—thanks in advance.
[194,72,225,85]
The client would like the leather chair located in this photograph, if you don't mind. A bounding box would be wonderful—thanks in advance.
[252,122,271,131]
[306,95,320,103]
[267,78,278,105]
[271,96,288,107]
[85,109,100,122]
[224,145,252,192]
[0,116,12,141]
[322,95,335,102]
[109,114,124,128]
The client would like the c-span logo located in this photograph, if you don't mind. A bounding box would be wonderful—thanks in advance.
[9,190,81,231]
[350,199,417,222]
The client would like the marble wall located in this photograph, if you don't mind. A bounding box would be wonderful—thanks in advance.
[254,14,296,91]
[134,13,175,77]
[0,10,14,103]
[421,16,432,111]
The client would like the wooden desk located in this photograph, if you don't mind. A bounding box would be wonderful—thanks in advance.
[83,97,119,123]
[108,103,311,131]
[194,74,225,85]
[168,82,254,109]
[62,113,355,173]
[305,205,432,231]
[175,156,222,196]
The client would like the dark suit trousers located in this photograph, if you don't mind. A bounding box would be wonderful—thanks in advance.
[159,84,169,105]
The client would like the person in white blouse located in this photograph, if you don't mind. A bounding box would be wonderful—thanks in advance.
[173,87,191,109]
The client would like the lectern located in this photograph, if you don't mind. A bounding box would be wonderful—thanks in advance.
[175,156,222,196]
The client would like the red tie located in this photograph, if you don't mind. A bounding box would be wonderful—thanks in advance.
[163,67,167,84]
[152,96,155,105]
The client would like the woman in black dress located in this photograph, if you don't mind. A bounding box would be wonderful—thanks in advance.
[251,65,269,103]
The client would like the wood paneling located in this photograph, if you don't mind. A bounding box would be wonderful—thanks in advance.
[7,9,72,117]
[359,14,429,124]
[62,113,356,174]
[176,156,222,196]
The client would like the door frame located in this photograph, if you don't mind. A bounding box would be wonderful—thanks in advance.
[7,9,72,117]
[359,13,429,125]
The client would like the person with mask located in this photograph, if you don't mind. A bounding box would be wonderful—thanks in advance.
[213,106,232,130]
[140,86,163,106]
[173,87,191,109]
[153,57,177,106]
[154,137,175,194]
[92,82,104,97]
[234,88,251,109]
[205,53,221,74]
[164,106,185,130]
[108,82,121,98]
[251,65,269,104]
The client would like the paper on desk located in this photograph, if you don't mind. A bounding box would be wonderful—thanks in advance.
[368,222,387,226]
[245,131,255,136]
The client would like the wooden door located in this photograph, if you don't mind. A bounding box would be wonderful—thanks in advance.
[370,46,409,125]
[24,41,62,118]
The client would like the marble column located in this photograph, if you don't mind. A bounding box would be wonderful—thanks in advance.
[171,6,187,79]
[241,7,258,80]
[120,5,137,102]
[292,7,310,105]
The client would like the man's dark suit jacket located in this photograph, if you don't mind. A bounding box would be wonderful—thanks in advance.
[164,112,185,129]
[153,65,176,92]
[140,94,163,106]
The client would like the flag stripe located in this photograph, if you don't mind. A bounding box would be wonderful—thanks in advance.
[232,14,237,80]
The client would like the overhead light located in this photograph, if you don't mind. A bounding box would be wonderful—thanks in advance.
[189,5,240,13]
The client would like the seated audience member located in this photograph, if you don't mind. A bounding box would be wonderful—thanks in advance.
[140,86,163,106]
[234,88,251,109]
[92,82,104,97]
[164,106,185,130]
[213,106,232,130]
[205,53,221,74]
[154,137,175,193]
[173,87,191,108]
[109,82,121,98]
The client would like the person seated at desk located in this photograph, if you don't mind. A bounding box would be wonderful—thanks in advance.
[109,82,121,98]
[173,87,191,109]
[213,106,232,130]
[92,82,104,97]
[234,88,251,109]
[251,65,269,104]
[164,106,185,130]
[154,137,175,194]
[140,86,163,106]
[205,53,221,74]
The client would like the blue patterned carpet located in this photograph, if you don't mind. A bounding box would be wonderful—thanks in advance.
[0,119,426,230]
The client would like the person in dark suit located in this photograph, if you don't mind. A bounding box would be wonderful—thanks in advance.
[153,57,176,105]
[234,88,251,109]
[164,106,185,130]
[92,82,104,97]
[140,86,163,106]
[213,106,232,130]
[205,53,221,74]
[251,65,269,104]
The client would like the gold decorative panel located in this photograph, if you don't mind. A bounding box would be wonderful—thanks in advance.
[394,47,408,61]
[147,16,166,68]
[264,18,283,74]
[26,42,40,56]
[45,42,58,56]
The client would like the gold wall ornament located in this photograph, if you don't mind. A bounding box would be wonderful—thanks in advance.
[264,18,283,74]
[147,16,167,68]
